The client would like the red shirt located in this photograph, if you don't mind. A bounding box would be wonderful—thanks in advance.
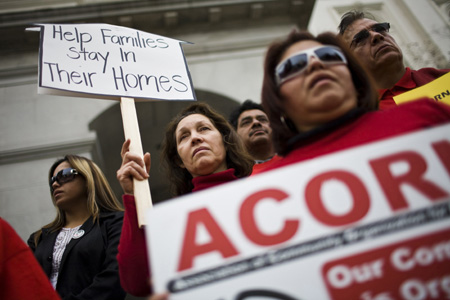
[258,99,450,173]
[252,154,283,175]
[0,218,60,300]
[192,168,238,192]
[117,169,238,296]
[378,67,449,110]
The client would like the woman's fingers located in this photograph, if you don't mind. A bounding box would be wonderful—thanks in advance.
[121,140,150,175]
[123,160,149,180]
[144,152,151,174]
[148,293,169,300]
[120,139,131,159]
[122,153,149,177]
[117,140,150,194]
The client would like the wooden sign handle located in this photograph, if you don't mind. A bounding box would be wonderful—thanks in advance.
[120,97,153,227]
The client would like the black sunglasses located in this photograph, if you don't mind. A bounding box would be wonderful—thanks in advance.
[350,22,390,48]
[275,45,347,86]
[50,168,79,189]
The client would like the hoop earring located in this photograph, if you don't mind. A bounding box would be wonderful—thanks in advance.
[280,115,297,133]
[280,115,289,130]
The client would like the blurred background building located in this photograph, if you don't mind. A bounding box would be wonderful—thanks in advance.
[1,0,449,244]
[309,0,450,70]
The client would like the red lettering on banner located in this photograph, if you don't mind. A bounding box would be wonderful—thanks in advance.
[305,170,370,226]
[390,240,450,271]
[326,259,384,288]
[370,151,449,211]
[177,208,239,272]
[432,140,450,176]
[323,229,450,300]
[239,189,299,246]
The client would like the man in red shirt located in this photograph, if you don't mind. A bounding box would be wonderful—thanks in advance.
[229,100,281,174]
[338,10,449,110]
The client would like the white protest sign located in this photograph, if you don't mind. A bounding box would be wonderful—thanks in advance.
[30,23,197,226]
[146,124,450,299]
[33,23,195,101]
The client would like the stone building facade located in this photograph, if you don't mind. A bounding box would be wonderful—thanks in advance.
[0,0,315,241]
[1,0,448,245]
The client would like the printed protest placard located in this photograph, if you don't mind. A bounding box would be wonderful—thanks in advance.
[33,23,195,101]
[394,72,450,106]
[146,124,450,299]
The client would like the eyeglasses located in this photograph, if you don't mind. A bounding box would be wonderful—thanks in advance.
[275,45,347,86]
[50,168,79,189]
[350,22,390,48]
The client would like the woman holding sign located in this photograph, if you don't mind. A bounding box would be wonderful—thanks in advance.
[28,155,126,300]
[253,30,450,174]
[116,102,254,296]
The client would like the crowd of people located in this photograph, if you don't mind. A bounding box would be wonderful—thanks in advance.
[2,9,449,300]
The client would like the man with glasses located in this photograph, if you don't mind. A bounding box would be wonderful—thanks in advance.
[338,10,449,110]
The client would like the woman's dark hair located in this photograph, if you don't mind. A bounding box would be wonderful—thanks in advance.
[261,30,379,156]
[161,102,254,196]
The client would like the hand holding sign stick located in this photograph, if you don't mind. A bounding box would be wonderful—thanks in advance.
[120,97,153,227]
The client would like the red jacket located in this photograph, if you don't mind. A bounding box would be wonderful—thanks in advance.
[252,154,283,175]
[258,99,450,173]
[117,169,238,296]
[0,218,60,300]
[378,67,449,110]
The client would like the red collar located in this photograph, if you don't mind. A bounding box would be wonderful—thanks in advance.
[379,67,416,97]
[191,168,237,192]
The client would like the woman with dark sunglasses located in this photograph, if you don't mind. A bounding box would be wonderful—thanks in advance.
[254,29,450,174]
[27,154,126,300]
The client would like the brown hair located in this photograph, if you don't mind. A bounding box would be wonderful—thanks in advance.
[261,30,378,155]
[33,154,123,246]
[161,102,254,196]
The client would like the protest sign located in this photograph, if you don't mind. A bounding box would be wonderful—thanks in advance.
[30,23,196,226]
[146,124,450,299]
[394,72,450,106]
[32,23,195,101]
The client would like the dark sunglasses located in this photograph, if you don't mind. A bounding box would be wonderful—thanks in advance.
[50,168,79,189]
[350,22,390,48]
[275,45,347,86]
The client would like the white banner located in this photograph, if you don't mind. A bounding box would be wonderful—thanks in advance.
[33,23,195,101]
[147,124,450,300]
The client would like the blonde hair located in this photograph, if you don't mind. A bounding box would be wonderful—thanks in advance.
[33,155,123,246]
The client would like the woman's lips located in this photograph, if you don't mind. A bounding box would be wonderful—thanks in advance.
[309,73,334,89]
[193,147,208,157]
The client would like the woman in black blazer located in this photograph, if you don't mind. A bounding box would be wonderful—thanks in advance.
[28,154,126,300]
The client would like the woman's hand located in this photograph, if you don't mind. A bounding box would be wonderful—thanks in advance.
[116,139,151,195]
[148,293,169,300]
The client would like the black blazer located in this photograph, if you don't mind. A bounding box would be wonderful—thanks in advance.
[28,211,126,300]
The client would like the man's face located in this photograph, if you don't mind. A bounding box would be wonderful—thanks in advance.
[342,18,403,76]
[237,109,272,149]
